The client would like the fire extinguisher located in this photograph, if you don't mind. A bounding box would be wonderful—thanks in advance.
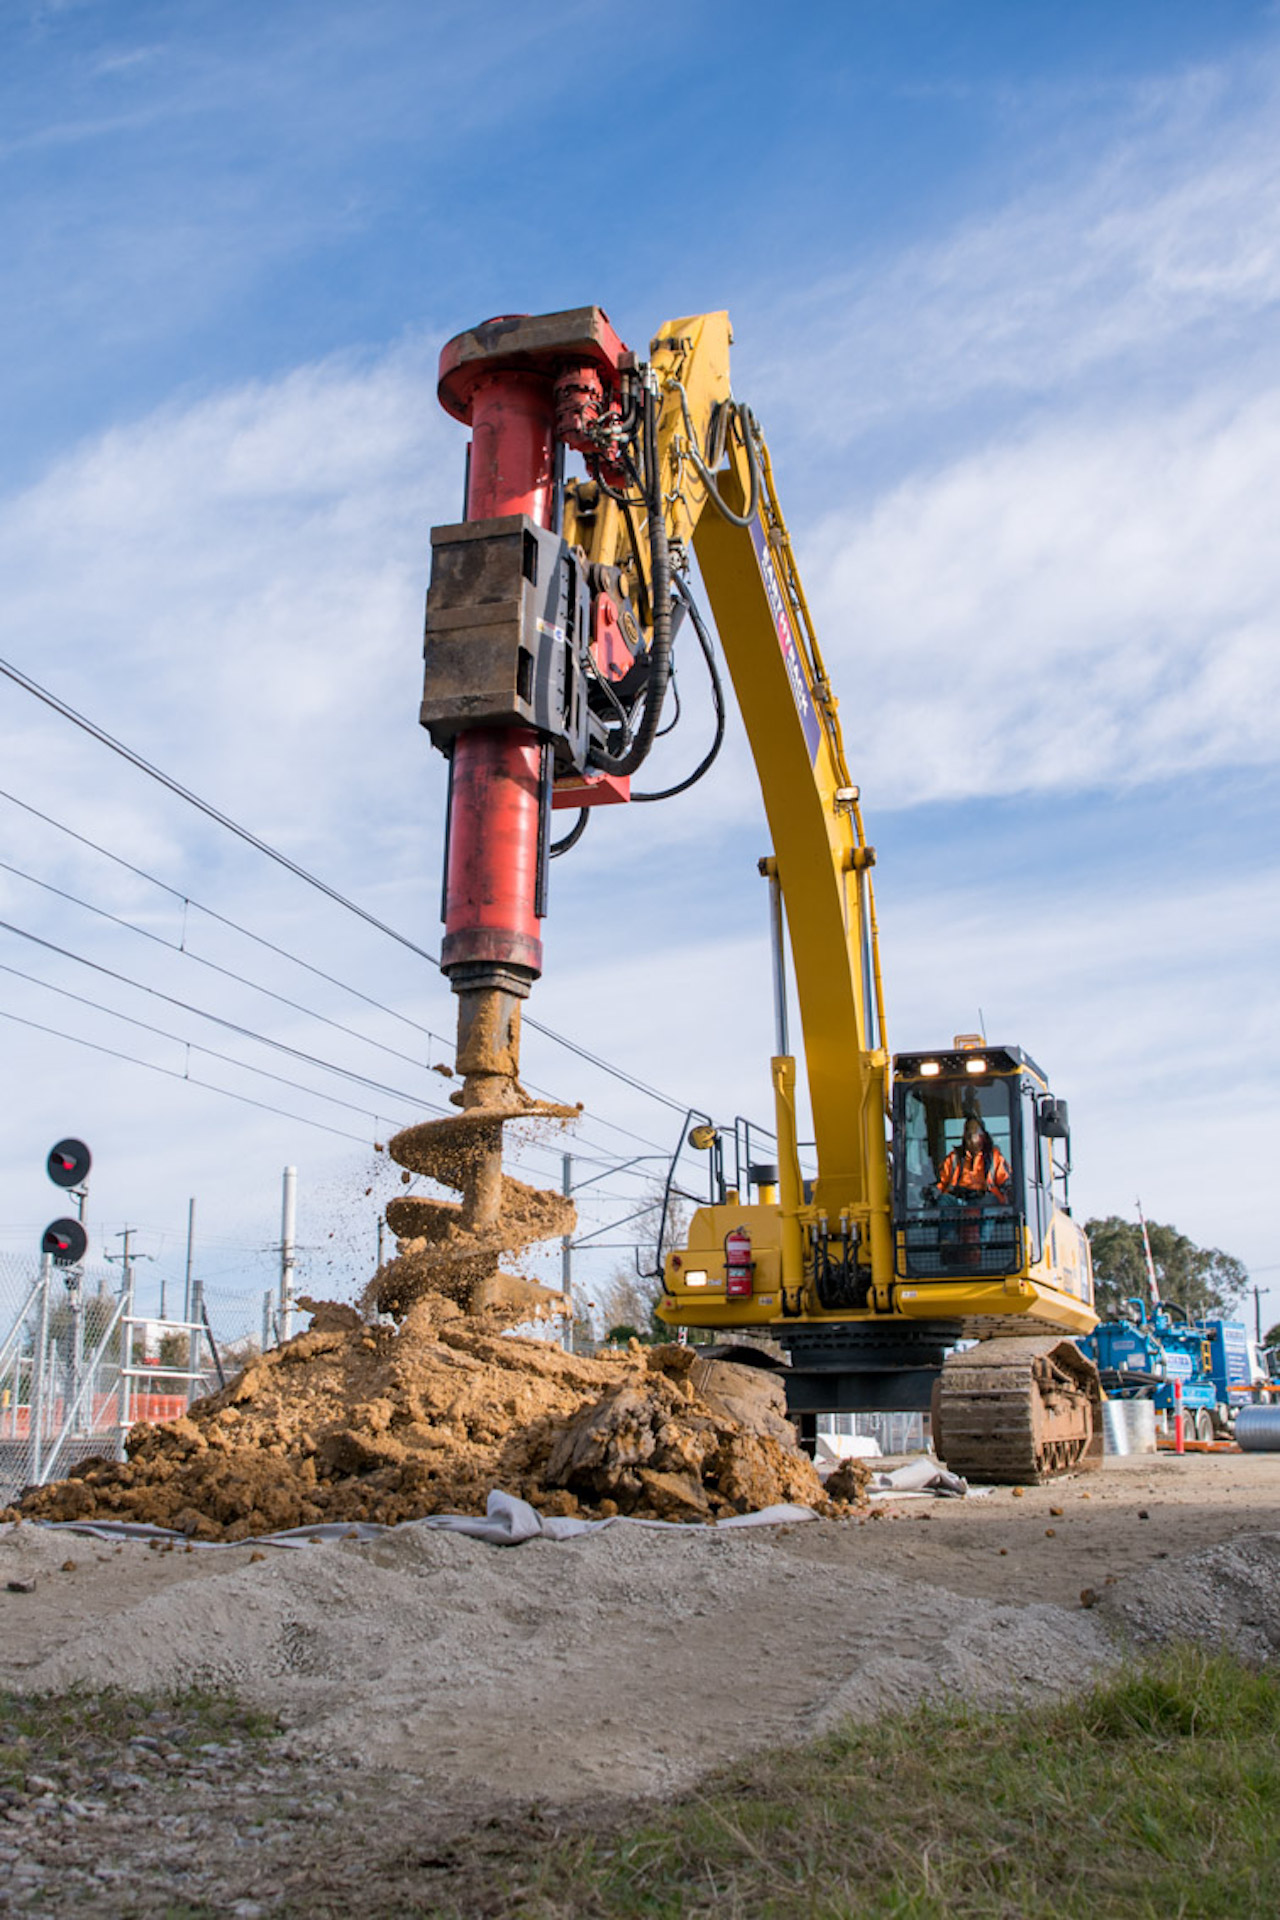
[725,1227,753,1298]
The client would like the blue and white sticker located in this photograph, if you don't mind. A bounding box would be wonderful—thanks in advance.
[749,516,823,765]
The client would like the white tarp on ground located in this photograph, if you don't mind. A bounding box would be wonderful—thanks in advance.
[8,1491,820,1550]
[8,1464,980,1553]
[866,1458,978,1499]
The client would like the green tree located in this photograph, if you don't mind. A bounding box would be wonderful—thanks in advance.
[1085,1216,1248,1320]
[157,1330,189,1369]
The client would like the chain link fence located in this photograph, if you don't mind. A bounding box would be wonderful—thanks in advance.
[820,1411,928,1456]
[0,1250,292,1506]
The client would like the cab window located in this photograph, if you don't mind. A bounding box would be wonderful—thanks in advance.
[900,1078,1014,1210]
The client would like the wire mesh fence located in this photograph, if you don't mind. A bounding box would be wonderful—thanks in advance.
[820,1411,928,1456]
[0,1249,291,1505]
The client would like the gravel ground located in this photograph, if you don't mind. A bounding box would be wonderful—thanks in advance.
[2,1449,1278,1916]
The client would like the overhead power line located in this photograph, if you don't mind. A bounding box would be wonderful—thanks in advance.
[0,854,450,1076]
[0,1007,371,1145]
[0,914,443,1111]
[0,784,445,1044]
[0,786,678,1163]
[0,654,689,1114]
[0,932,641,1193]
[0,958,413,1131]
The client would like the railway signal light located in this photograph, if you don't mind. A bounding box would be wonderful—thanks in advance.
[47,1138,91,1189]
[42,1217,88,1265]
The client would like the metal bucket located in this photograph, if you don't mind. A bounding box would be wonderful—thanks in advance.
[1235,1405,1280,1451]
[1102,1398,1157,1456]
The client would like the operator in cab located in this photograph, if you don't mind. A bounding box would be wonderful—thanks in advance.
[933,1116,1011,1206]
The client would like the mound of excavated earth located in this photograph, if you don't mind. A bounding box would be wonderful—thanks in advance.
[11,1299,846,1539]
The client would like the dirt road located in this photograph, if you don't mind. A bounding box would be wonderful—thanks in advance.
[1,1450,1277,1915]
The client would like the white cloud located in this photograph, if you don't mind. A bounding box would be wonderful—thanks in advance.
[0,339,454,877]
[880,862,1280,1284]
[753,58,1280,441]
[801,383,1280,805]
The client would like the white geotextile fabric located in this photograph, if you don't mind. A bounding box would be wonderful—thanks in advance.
[13,1463,979,1552]
[865,1458,975,1499]
[13,1491,821,1551]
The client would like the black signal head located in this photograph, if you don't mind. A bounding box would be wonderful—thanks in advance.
[47,1139,91,1189]
[43,1217,89,1265]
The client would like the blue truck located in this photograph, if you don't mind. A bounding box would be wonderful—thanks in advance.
[1077,1299,1262,1440]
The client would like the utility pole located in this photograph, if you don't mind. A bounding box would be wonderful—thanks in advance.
[30,1252,53,1483]
[1254,1283,1264,1344]
[1136,1200,1161,1305]
[105,1227,151,1437]
[280,1166,298,1342]
[562,1154,574,1352]
[182,1198,196,1326]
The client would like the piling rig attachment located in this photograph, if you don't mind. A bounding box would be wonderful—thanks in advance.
[379,308,701,1315]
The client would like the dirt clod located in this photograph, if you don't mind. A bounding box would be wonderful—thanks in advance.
[824,1458,874,1504]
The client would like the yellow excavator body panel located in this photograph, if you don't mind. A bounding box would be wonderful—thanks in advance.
[658,1198,1096,1340]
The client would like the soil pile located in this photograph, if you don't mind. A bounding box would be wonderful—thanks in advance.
[12,1300,835,1539]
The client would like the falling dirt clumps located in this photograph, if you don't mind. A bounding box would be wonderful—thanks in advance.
[14,1301,842,1540]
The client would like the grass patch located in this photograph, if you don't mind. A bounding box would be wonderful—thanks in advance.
[0,1685,279,1791]
[435,1647,1280,1919]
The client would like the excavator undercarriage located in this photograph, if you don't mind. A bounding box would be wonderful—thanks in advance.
[933,1337,1104,1484]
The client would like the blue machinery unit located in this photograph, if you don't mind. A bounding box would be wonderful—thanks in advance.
[1077,1299,1255,1439]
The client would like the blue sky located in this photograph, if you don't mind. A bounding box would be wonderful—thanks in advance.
[1,0,1277,1334]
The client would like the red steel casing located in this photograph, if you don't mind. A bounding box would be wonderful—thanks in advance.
[440,362,555,980]
[435,310,633,982]
[441,728,545,976]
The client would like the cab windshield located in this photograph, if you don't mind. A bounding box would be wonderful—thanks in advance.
[897,1076,1021,1278]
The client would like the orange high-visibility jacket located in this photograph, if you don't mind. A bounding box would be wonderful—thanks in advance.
[937,1141,1011,1202]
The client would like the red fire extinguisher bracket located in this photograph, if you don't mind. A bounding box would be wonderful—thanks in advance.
[724,1227,754,1299]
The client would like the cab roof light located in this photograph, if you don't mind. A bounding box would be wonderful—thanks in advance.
[920,1060,941,1077]
[965,1058,988,1074]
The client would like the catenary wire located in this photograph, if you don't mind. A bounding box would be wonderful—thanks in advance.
[0,656,692,1114]
[0,966,637,1202]
[0,960,414,1130]
[0,855,452,1076]
[0,1007,371,1145]
[0,923,660,1189]
[0,785,450,1045]
[0,785,679,1161]
[0,914,445,1110]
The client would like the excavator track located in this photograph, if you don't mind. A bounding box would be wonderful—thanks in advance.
[932,1335,1103,1485]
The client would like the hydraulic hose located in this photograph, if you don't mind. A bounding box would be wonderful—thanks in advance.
[675,386,761,529]
[549,807,590,858]
[589,382,674,779]
[632,577,726,802]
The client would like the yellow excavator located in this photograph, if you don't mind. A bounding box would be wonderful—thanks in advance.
[403,305,1102,1484]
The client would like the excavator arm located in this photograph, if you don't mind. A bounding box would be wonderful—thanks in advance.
[559,310,895,1299]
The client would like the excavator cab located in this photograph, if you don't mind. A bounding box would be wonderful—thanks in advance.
[892,1043,1074,1286]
